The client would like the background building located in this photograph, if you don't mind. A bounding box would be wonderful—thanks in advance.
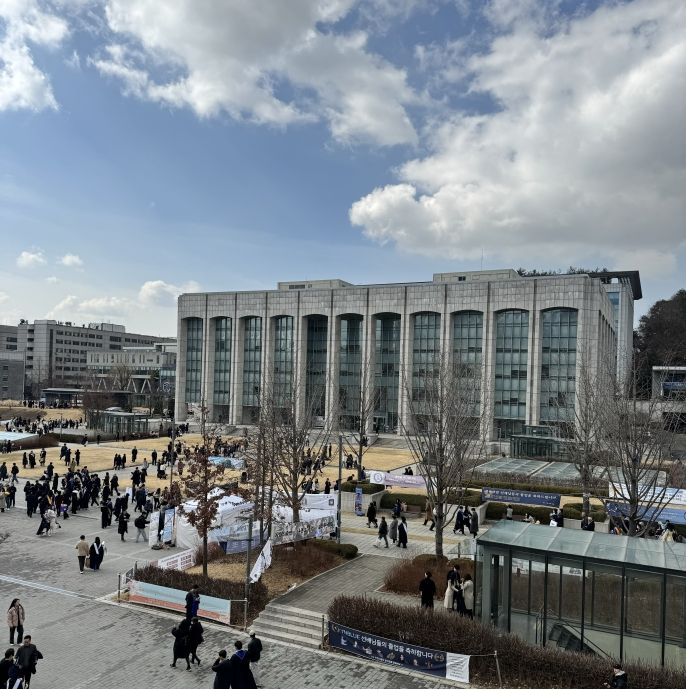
[17,319,173,396]
[176,269,635,439]
[0,351,25,401]
[87,341,177,395]
[0,325,19,352]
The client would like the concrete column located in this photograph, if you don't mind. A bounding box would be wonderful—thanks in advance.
[175,318,188,421]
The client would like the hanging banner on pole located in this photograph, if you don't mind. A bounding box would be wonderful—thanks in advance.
[249,538,273,583]
[369,470,425,489]
[354,487,364,516]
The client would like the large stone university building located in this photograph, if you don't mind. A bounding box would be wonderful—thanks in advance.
[175,269,639,439]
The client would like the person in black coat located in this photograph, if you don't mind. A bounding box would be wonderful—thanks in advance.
[118,512,130,541]
[187,617,204,665]
[212,650,232,689]
[247,632,263,687]
[604,663,628,689]
[229,641,257,689]
[170,619,191,670]
[419,571,436,608]
[397,516,408,548]
[0,648,15,687]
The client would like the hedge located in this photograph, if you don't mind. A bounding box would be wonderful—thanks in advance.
[563,502,607,523]
[485,501,553,523]
[310,540,358,559]
[379,491,481,509]
[384,554,474,595]
[328,596,685,689]
[468,477,609,497]
[134,564,268,625]
[340,481,385,494]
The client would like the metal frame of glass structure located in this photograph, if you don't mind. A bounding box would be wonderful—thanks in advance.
[540,308,577,433]
[338,315,363,430]
[374,313,401,433]
[494,310,529,439]
[477,522,686,668]
[213,317,232,420]
[241,316,262,423]
[184,317,203,404]
[305,315,327,418]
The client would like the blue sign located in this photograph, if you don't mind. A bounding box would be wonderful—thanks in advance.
[354,487,364,516]
[606,502,686,525]
[328,622,446,678]
[481,487,561,508]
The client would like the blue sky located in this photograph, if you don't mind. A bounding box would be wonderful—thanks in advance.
[0,0,684,336]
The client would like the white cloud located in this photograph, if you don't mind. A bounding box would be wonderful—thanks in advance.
[16,250,46,268]
[45,276,59,284]
[0,0,68,111]
[351,0,686,267]
[90,0,418,146]
[138,280,201,307]
[59,253,84,268]
[0,292,9,305]
[77,296,132,315]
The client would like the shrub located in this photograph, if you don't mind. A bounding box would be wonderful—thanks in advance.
[328,596,685,689]
[134,564,268,625]
[384,554,474,595]
[272,541,342,576]
[485,501,552,523]
[193,541,226,565]
[340,481,385,494]
[380,491,482,509]
[563,502,607,523]
[310,540,358,559]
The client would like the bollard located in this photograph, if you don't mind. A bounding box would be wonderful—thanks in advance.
[117,573,121,603]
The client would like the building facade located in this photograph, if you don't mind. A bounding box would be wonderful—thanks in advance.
[17,320,173,394]
[0,325,20,353]
[87,341,177,394]
[176,270,626,439]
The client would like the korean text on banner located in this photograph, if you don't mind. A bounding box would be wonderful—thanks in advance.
[369,470,426,489]
[446,653,471,684]
[481,487,560,508]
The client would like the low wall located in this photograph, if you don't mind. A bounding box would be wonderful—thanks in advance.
[128,580,232,624]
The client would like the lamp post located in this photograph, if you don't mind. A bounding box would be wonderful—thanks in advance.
[162,382,176,493]
[337,434,343,544]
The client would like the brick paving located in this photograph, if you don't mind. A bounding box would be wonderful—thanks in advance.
[0,485,451,689]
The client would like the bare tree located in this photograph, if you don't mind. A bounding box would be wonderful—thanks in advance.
[253,372,330,523]
[564,347,612,516]
[598,357,680,536]
[334,357,379,481]
[401,353,488,557]
[177,402,230,575]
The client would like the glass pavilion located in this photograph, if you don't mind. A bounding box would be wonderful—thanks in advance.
[476,522,686,668]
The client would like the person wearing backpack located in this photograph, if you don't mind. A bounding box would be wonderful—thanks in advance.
[134,512,150,543]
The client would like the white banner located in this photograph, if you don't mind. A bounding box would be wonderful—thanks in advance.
[608,483,686,507]
[369,470,426,488]
[446,653,470,684]
[249,538,273,583]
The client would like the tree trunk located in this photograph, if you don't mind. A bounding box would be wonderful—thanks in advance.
[202,533,208,577]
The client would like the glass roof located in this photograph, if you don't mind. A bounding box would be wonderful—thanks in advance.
[476,458,606,481]
[478,522,686,574]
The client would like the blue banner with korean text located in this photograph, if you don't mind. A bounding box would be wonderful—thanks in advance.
[481,487,560,508]
[328,621,447,677]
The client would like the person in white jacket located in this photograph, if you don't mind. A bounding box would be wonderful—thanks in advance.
[461,574,474,619]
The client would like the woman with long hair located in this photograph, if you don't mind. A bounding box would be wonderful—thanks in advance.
[7,598,25,645]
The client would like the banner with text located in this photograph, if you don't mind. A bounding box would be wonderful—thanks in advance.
[328,621,469,683]
[608,484,686,507]
[369,470,426,489]
[481,487,560,508]
[606,501,686,525]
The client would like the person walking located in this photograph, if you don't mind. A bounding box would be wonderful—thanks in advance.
[0,648,15,687]
[212,649,233,689]
[15,635,42,688]
[461,574,474,619]
[7,599,25,645]
[366,501,378,528]
[397,516,408,549]
[374,516,389,548]
[187,617,204,666]
[75,535,89,573]
[134,512,150,543]
[453,506,465,534]
[170,619,191,671]
[604,663,628,689]
[247,632,263,688]
[389,515,398,544]
[419,571,436,609]
[118,511,130,541]
[230,640,256,689]
[469,508,479,538]
[185,585,200,620]
[89,537,105,571]
[423,500,435,530]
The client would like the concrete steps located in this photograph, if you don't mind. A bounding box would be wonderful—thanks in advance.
[251,602,326,649]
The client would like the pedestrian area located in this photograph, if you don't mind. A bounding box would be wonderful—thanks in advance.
[0,482,456,689]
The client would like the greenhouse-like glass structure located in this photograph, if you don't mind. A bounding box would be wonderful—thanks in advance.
[476,522,686,668]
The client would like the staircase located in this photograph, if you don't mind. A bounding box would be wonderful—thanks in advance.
[373,435,409,450]
[251,602,326,649]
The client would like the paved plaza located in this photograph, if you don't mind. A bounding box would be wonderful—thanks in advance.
[0,475,455,689]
